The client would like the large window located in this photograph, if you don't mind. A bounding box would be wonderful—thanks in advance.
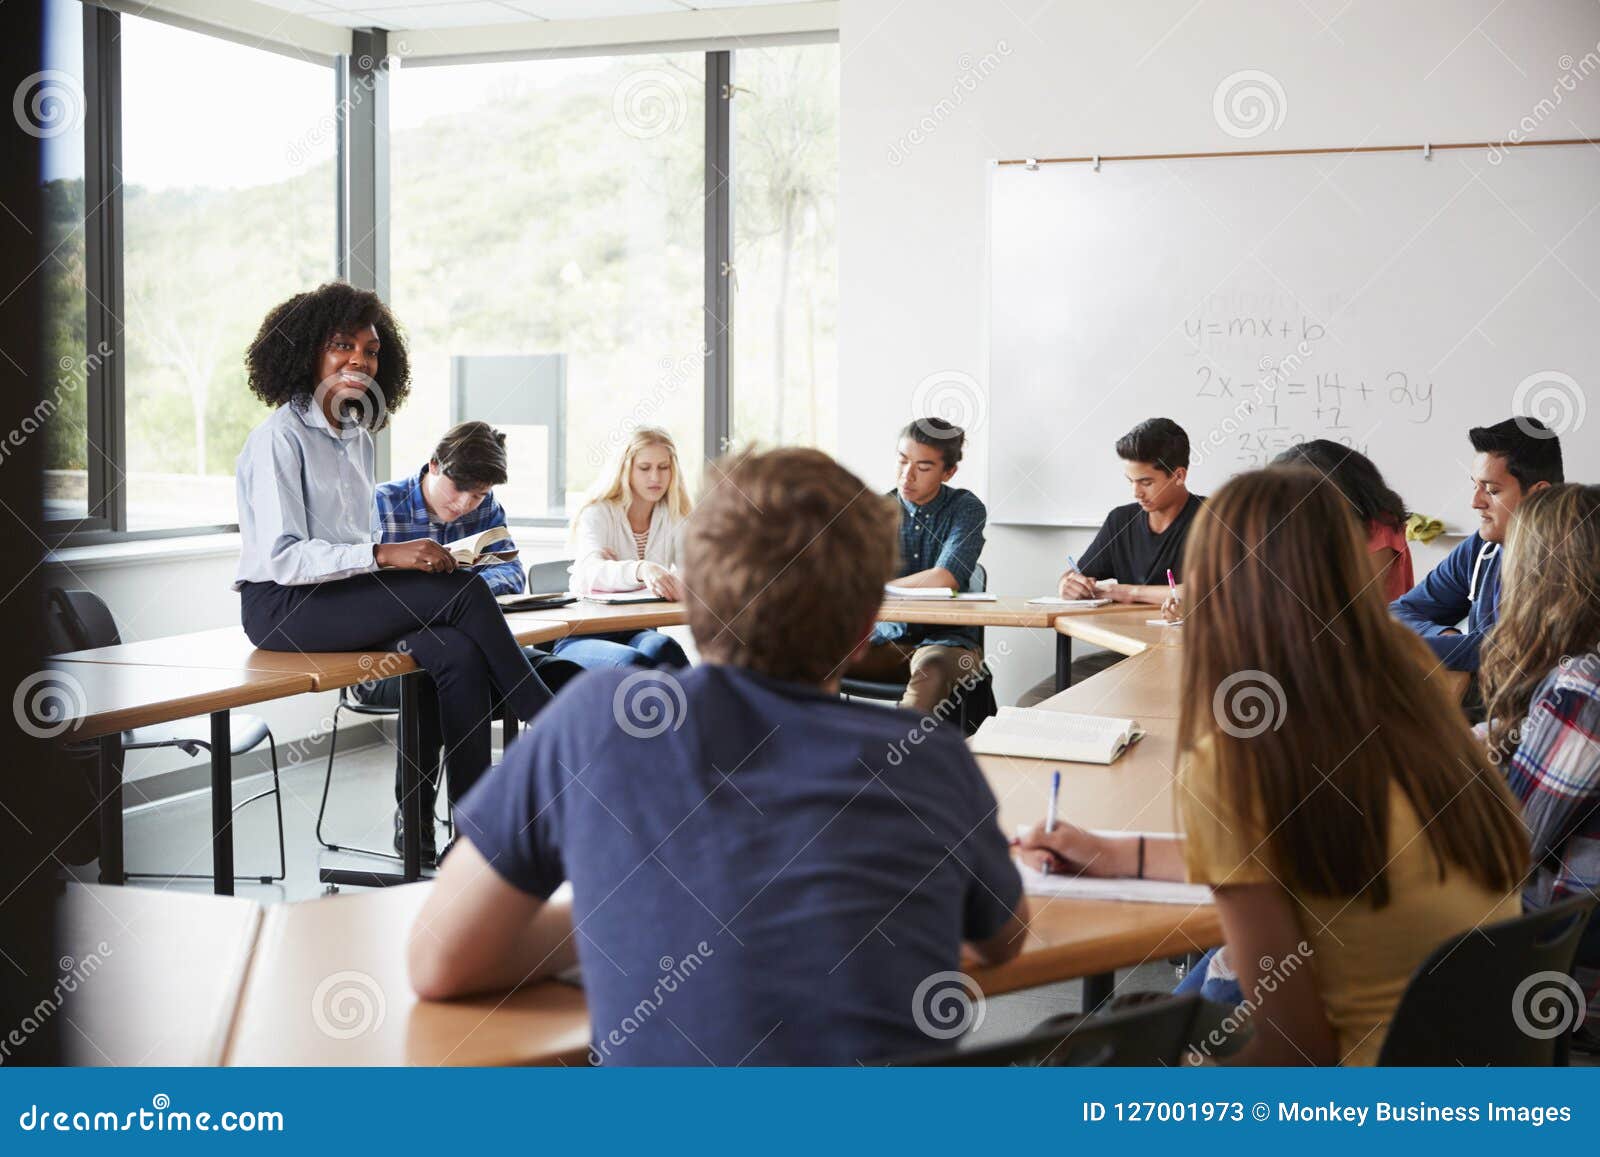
[118,14,336,532]
[390,54,706,519]
[44,14,837,544]
[39,0,87,523]
[731,44,838,451]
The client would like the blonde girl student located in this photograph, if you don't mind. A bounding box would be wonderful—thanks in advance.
[1018,467,1527,1065]
[557,427,693,670]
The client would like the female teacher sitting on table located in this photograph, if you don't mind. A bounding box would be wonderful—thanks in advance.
[556,426,691,671]
[1018,467,1526,1066]
[232,282,551,806]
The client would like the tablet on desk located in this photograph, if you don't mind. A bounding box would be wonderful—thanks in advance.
[496,592,578,612]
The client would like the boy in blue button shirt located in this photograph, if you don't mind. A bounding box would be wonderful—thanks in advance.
[1390,416,1563,674]
[846,418,988,715]
[358,421,578,861]
[409,447,1028,1065]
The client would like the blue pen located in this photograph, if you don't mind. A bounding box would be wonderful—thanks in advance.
[1066,554,1079,573]
[1042,770,1061,876]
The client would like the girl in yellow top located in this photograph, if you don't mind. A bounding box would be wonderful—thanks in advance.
[1020,467,1527,1065]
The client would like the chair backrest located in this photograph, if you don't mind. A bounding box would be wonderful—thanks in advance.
[526,558,575,596]
[967,562,986,594]
[1378,893,1596,1065]
[905,994,1212,1067]
[46,588,121,652]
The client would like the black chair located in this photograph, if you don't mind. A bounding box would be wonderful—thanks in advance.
[46,589,286,884]
[903,993,1224,1066]
[313,683,439,865]
[527,558,575,595]
[1378,894,1596,1066]
[841,563,997,736]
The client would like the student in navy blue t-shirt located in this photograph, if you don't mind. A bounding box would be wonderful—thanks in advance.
[408,447,1028,1065]
[1390,416,1563,674]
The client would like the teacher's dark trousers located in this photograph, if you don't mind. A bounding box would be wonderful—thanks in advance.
[240,570,551,801]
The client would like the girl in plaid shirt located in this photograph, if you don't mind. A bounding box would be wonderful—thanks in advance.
[1482,483,1600,1047]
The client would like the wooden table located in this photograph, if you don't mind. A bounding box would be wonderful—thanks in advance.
[56,620,571,691]
[1056,608,1180,658]
[225,882,590,1066]
[48,661,314,894]
[52,620,570,890]
[57,883,262,1065]
[1044,647,1184,719]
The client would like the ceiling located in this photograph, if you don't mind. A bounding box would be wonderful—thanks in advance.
[249,0,808,31]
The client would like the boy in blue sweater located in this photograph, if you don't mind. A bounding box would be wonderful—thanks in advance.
[1390,416,1563,672]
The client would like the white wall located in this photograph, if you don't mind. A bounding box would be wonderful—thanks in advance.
[837,0,1600,704]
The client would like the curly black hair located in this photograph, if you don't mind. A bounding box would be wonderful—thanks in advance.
[1272,439,1409,530]
[244,281,411,430]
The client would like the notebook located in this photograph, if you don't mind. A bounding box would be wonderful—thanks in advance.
[585,590,670,605]
[968,706,1144,764]
[1016,861,1212,905]
[1027,596,1113,608]
[883,584,998,601]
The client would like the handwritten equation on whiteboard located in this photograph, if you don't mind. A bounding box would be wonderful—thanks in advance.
[1183,312,1436,469]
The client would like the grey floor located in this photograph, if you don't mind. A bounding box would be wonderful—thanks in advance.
[78,728,1184,1044]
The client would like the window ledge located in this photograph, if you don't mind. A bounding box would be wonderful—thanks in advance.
[47,533,245,572]
[45,524,575,572]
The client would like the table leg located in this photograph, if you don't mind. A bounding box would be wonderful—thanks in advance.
[400,672,422,883]
[1055,633,1074,692]
[1082,970,1115,1013]
[210,711,233,896]
[97,734,123,886]
[503,709,518,750]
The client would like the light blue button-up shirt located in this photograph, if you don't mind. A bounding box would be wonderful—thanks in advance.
[232,402,380,588]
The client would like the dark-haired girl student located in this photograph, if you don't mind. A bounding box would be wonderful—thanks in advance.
[232,282,551,836]
[1481,483,1600,1048]
[1019,467,1527,1065]
[1272,439,1414,601]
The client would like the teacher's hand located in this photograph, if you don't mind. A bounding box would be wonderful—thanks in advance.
[376,539,457,574]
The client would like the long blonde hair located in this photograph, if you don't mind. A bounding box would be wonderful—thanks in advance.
[573,427,693,535]
[1178,467,1526,906]
[1482,484,1600,757]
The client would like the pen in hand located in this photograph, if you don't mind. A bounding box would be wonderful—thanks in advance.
[1042,770,1061,875]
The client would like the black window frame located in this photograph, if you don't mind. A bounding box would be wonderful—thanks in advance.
[49,8,834,545]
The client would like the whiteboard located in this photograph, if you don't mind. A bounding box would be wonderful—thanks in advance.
[988,145,1599,526]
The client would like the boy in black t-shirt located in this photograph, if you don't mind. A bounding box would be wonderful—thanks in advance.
[1018,419,1204,699]
[1057,417,1204,606]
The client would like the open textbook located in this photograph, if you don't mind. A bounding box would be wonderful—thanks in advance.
[441,525,519,567]
[969,706,1144,764]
